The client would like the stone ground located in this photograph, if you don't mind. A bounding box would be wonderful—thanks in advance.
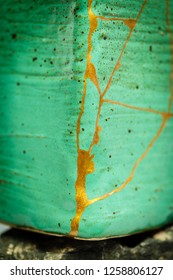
[0,224,173,260]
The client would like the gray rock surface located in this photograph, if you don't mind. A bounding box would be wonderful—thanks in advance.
[0,225,173,260]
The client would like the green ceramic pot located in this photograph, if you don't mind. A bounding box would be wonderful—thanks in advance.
[0,0,173,240]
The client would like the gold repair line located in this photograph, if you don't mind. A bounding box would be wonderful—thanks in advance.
[88,115,169,205]
[88,96,103,153]
[86,0,101,94]
[101,0,148,98]
[88,0,148,154]
[76,0,99,150]
[69,149,94,236]
[70,0,148,237]
[103,99,173,118]
[97,15,137,29]
[166,0,173,113]
[70,0,98,237]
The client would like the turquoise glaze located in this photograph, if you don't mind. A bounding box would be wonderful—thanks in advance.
[0,0,173,239]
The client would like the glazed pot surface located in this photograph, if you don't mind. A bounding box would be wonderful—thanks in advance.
[0,0,173,239]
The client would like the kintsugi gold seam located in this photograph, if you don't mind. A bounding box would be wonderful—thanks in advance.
[69,0,98,237]
[87,115,169,205]
[89,0,148,154]
[69,0,172,237]
[69,0,148,237]
[103,99,173,118]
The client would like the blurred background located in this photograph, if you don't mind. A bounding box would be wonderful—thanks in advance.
[0,224,10,234]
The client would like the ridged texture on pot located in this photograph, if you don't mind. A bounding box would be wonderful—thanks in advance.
[0,0,173,239]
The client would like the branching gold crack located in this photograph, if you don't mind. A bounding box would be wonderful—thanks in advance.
[87,115,169,205]
[69,0,99,236]
[69,149,94,236]
[68,0,172,238]
[88,95,103,153]
[89,0,148,154]
[97,15,137,29]
[103,99,173,118]
[101,0,148,98]
[75,0,100,152]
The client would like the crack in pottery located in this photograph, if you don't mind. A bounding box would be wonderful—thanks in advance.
[69,0,173,238]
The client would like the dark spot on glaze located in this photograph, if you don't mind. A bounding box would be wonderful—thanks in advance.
[32,57,37,62]
[11,33,17,39]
